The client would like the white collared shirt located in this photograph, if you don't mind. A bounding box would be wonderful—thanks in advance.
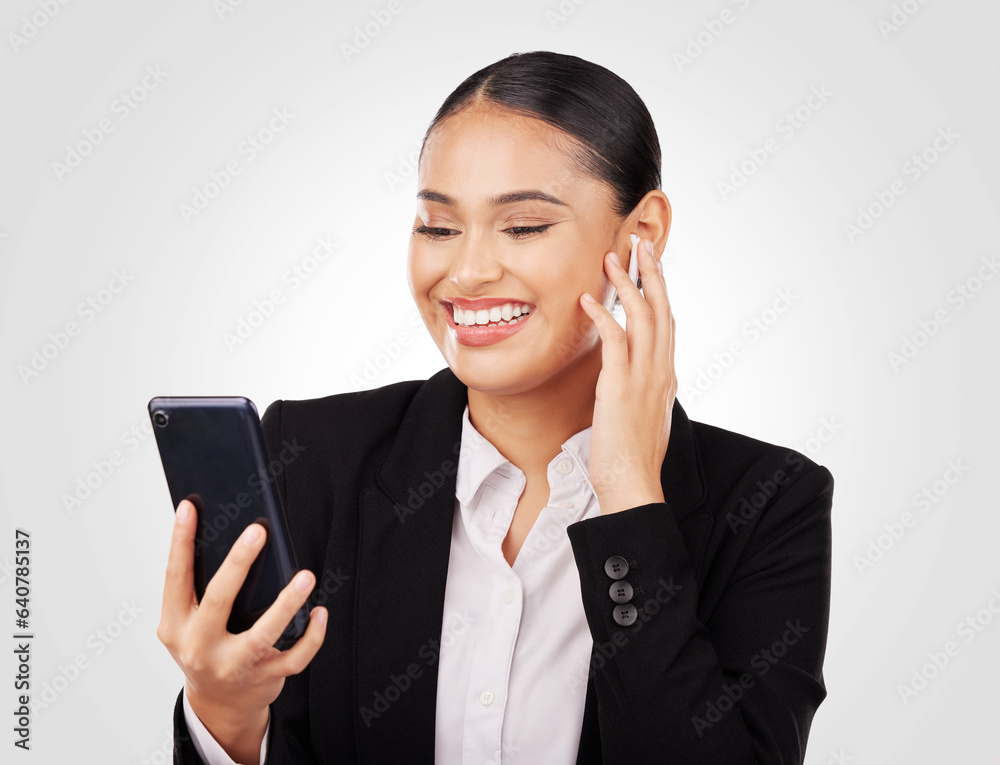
[185,402,600,764]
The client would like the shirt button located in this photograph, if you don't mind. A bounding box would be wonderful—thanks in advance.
[479,689,495,706]
[604,555,629,580]
[502,588,515,604]
[557,500,575,509]
[556,459,574,475]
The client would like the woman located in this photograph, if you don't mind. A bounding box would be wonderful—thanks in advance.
[158,51,833,764]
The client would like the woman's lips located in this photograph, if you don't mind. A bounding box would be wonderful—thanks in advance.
[441,302,533,347]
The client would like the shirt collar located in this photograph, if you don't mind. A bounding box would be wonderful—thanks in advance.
[454,403,594,506]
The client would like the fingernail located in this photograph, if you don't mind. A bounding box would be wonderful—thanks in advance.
[176,501,189,523]
[645,240,654,257]
[242,525,261,546]
[657,261,664,279]
[582,293,596,303]
[314,608,327,626]
[295,571,313,592]
[608,252,621,268]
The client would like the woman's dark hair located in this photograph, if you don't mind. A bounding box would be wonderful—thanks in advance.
[419,51,661,219]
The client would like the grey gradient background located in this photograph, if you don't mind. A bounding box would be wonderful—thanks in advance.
[1,0,998,762]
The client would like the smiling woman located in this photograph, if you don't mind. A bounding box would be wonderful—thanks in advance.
[160,51,833,765]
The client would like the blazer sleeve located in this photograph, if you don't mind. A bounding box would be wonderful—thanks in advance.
[567,462,833,764]
[171,683,317,765]
[172,687,207,763]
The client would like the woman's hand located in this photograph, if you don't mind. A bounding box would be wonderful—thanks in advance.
[579,238,677,514]
[156,499,328,763]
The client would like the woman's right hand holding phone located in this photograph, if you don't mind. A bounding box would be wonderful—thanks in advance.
[157,499,328,764]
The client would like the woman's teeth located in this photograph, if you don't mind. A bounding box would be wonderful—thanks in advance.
[453,302,532,327]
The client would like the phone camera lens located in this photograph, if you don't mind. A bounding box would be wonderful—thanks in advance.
[153,411,169,428]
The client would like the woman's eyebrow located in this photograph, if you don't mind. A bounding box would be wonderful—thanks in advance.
[416,189,569,207]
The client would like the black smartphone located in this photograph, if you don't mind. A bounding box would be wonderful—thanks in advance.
[148,396,309,649]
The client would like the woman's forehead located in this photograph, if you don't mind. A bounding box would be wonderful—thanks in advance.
[418,107,597,203]
[424,105,583,165]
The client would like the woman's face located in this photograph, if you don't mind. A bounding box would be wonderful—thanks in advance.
[407,104,628,397]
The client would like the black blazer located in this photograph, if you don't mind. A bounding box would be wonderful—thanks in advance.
[172,366,833,764]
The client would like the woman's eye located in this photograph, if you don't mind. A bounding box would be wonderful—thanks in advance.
[412,225,458,240]
[412,224,554,241]
[504,224,553,240]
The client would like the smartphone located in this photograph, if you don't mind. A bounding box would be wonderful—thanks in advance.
[148,396,309,649]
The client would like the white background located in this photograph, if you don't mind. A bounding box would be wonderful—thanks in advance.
[1,0,998,762]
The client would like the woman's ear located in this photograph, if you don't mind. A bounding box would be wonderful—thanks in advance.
[633,190,672,258]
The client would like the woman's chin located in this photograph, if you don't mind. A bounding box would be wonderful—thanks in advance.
[444,355,546,397]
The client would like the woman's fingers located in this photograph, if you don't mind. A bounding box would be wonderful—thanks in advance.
[247,568,317,649]
[156,513,326,720]
[193,523,268,633]
[230,603,327,688]
[619,239,672,373]
[580,247,641,373]
[583,240,671,376]
[637,239,675,374]
[580,288,627,375]
[157,499,198,644]
[267,607,328,677]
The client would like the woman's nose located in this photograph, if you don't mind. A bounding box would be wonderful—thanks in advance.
[451,232,504,292]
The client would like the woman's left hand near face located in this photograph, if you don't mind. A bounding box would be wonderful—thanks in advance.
[579,239,677,514]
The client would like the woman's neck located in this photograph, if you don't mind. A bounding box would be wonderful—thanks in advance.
[466,349,601,478]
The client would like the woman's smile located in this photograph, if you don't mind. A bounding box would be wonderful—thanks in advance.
[439,298,534,346]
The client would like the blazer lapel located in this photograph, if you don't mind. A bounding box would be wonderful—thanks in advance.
[354,367,468,762]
